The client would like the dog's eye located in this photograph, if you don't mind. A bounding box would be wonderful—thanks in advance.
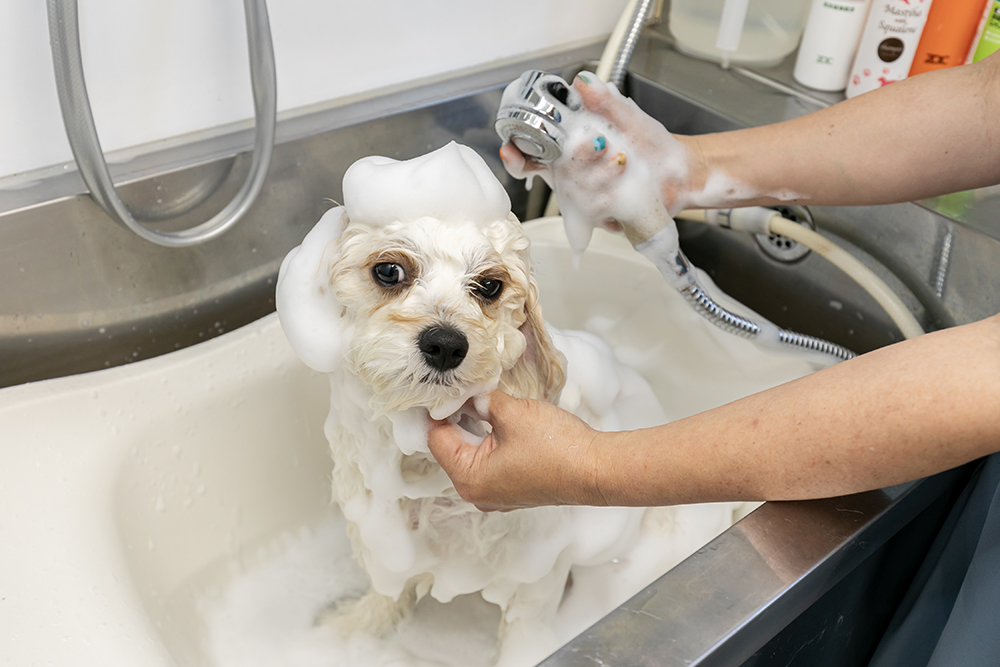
[372,263,405,287]
[475,279,503,301]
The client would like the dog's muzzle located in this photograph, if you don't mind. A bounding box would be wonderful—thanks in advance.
[418,326,468,373]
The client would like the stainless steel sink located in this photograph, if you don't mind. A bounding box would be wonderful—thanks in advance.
[0,43,598,389]
[3,23,998,667]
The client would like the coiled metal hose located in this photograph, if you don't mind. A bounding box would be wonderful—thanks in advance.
[680,282,856,361]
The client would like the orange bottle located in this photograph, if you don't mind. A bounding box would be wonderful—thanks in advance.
[910,0,990,75]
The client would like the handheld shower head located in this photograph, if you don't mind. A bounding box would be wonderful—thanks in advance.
[494,70,579,164]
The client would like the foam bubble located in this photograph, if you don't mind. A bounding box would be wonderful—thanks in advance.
[275,207,348,373]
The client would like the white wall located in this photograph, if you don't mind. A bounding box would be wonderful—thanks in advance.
[0,0,626,181]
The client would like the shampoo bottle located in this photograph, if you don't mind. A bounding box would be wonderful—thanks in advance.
[910,0,988,75]
[970,0,1000,62]
[846,0,934,98]
[794,0,872,91]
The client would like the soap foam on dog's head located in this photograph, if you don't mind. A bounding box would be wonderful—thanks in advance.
[343,141,512,230]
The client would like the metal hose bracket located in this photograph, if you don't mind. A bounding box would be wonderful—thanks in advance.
[46,0,277,248]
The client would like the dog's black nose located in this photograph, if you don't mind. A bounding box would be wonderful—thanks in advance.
[418,326,468,372]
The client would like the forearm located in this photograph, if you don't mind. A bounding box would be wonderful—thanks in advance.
[591,314,1000,506]
[681,55,1000,209]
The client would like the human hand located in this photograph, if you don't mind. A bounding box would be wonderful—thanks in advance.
[500,72,705,245]
[426,390,609,511]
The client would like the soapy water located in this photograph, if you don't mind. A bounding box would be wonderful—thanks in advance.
[198,502,739,667]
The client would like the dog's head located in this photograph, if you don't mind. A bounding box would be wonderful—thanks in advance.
[279,143,564,419]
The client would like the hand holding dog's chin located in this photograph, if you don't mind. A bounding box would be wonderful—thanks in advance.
[426,390,613,512]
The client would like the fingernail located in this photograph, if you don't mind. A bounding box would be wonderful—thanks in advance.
[592,135,606,151]
[576,72,591,84]
[614,152,626,166]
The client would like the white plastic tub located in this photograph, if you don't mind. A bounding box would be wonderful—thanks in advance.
[0,219,822,666]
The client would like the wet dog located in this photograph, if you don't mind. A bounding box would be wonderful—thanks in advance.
[277,143,658,665]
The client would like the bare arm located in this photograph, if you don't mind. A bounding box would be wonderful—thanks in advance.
[508,54,1000,217]
[682,53,1000,208]
[428,314,1000,510]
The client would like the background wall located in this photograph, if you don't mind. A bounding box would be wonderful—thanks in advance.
[0,0,626,181]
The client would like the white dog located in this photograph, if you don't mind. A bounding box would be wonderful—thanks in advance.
[276,142,704,665]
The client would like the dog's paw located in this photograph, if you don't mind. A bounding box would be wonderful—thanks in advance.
[315,589,414,638]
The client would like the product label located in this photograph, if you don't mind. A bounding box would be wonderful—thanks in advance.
[973,1,1000,61]
[878,37,905,61]
[877,2,927,36]
[822,1,860,11]
[847,0,932,96]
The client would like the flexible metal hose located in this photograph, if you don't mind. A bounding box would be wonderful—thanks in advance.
[677,262,856,361]
[777,329,857,360]
[609,0,656,89]
[634,232,857,362]
[46,0,276,248]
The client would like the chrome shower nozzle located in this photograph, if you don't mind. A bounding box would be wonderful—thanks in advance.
[494,70,578,164]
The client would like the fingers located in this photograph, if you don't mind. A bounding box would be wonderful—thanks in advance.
[427,418,514,512]
[427,420,482,478]
[572,71,634,129]
[499,142,546,176]
[427,391,521,511]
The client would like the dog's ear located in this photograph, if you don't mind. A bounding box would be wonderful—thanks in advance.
[514,276,567,404]
[500,215,566,404]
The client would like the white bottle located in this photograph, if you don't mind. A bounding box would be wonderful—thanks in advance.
[794,0,872,91]
[669,0,812,67]
[845,0,935,98]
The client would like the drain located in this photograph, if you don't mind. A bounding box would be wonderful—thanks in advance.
[754,205,814,263]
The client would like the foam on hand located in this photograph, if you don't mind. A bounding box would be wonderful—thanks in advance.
[500,73,690,266]
[500,72,803,268]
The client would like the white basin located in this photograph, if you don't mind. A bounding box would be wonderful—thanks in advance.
[0,219,824,666]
